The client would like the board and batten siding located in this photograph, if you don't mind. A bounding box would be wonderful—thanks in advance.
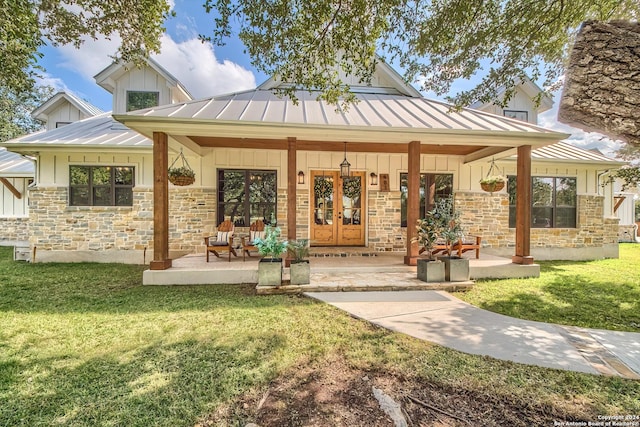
[44,103,90,131]
[112,66,173,115]
[477,90,540,124]
[1,177,29,217]
[36,152,154,188]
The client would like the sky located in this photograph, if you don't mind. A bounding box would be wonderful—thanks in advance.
[35,0,620,157]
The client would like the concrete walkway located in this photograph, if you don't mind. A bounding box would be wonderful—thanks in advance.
[305,290,640,379]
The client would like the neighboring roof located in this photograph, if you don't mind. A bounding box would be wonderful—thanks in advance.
[31,91,104,121]
[0,148,34,176]
[94,57,193,100]
[2,113,150,150]
[469,76,554,114]
[120,89,558,135]
[528,141,626,165]
[257,58,423,98]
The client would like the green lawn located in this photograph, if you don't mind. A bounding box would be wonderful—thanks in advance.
[455,243,640,332]
[0,246,639,426]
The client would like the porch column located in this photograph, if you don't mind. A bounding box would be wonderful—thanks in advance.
[404,140,421,265]
[512,145,533,265]
[150,131,172,270]
[287,137,297,240]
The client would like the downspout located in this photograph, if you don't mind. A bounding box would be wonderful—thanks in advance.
[596,169,610,195]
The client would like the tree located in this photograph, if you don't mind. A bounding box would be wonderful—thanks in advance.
[201,0,640,107]
[0,0,172,99]
[0,85,53,142]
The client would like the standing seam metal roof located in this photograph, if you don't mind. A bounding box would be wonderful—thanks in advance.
[2,113,150,147]
[0,148,34,175]
[133,89,556,134]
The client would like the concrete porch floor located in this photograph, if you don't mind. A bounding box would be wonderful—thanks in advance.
[142,249,540,287]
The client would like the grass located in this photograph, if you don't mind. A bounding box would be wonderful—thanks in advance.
[0,246,639,426]
[455,243,640,332]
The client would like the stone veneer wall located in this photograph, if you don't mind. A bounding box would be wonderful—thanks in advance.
[367,190,405,252]
[28,186,220,262]
[455,191,620,258]
[0,217,29,244]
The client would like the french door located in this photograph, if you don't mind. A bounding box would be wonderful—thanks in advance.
[310,170,365,246]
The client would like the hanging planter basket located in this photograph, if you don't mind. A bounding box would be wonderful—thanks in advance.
[479,159,506,194]
[480,180,505,193]
[168,150,195,186]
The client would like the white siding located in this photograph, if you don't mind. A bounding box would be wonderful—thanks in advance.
[477,89,539,125]
[45,103,89,131]
[38,152,153,188]
[113,65,173,114]
[0,177,30,217]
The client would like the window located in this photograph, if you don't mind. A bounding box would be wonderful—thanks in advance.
[56,122,71,128]
[217,169,277,226]
[508,176,577,228]
[503,110,529,122]
[400,173,453,227]
[69,166,134,206]
[126,91,159,112]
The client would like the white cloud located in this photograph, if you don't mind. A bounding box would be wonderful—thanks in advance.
[35,72,70,92]
[154,35,256,98]
[56,35,121,81]
[538,91,622,158]
[52,33,255,100]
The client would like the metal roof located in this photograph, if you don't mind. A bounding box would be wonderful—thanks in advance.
[530,141,624,164]
[2,113,150,149]
[0,148,34,176]
[130,89,557,134]
[32,91,103,120]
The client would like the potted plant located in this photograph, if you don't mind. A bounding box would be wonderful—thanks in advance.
[479,175,506,193]
[168,166,196,186]
[253,223,288,286]
[168,150,196,186]
[412,209,445,282]
[286,239,310,285]
[434,197,469,282]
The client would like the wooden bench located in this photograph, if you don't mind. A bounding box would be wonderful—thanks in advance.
[418,235,481,259]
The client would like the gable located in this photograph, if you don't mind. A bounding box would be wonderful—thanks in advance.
[257,58,421,97]
[32,92,103,131]
[94,57,193,114]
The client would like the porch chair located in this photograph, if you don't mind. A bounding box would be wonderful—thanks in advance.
[454,235,482,259]
[241,219,266,261]
[204,220,237,262]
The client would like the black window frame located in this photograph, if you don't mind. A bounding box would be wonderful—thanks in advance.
[69,166,135,207]
[400,173,454,227]
[126,90,160,112]
[217,169,277,227]
[503,110,529,122]
[508,175,577,228]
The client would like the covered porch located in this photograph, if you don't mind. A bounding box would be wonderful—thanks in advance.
[142,248,540,288]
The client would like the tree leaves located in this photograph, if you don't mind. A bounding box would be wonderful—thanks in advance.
[201,0,640,107]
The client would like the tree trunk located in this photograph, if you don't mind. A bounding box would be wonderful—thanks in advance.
[558,20,640,146]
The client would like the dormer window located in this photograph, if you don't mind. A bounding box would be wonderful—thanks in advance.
[126,91,159,112]
[503,110,528,122]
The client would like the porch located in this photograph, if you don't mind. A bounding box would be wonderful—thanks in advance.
[142,248,540,290]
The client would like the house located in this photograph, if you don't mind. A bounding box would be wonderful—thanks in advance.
[0,92,103,253]
[1,57,625,267]
[0,148,33,246]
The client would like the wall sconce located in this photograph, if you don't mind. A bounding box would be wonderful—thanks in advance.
[370,172,378,186]
[297,170,305,184]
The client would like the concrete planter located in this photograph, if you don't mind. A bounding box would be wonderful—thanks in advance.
[290,260,310,285]
[441,256,470,282]
[258,258,283,286]
[417,259,445,282]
